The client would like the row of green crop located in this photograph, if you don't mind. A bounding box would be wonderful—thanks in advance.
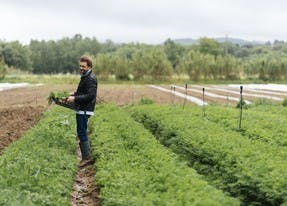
[202,105,287,146]
[89,104,239,206]
[249,103,287,118]
[164,103,287,147]
[0,107,77,205]
[128,104,287,206]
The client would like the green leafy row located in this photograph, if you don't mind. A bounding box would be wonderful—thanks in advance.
[203,105,287,146]
[250,103,287,115]
[0,107,77,205]
[89,104,239,206]
[129,104,287,206]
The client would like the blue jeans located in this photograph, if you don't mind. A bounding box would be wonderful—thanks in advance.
[76,114,90,142]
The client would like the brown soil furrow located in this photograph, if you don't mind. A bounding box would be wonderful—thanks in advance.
[71,146,99,206]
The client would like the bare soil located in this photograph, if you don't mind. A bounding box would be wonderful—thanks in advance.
[0,106,45,153]
[0,84,75,153]
[97,84,190,105]
[0,84,75,109]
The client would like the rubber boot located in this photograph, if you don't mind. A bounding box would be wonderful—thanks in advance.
[79,141,93,167]
[82,141,91,160]
[79,142,84,157]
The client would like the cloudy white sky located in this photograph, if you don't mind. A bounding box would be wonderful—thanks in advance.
[1,0,287,44]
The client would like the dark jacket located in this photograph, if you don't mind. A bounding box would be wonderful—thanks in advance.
[75,69,97,112]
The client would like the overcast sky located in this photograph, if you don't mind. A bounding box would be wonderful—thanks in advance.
[1,0,287,44]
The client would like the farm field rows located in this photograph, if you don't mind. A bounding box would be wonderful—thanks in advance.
[3,102,287,205]
[90,105,239,205]
[204,106,287,146]
[152,84,287,106]
[2,83,287,205]
[129,104,287,205]
[0,83,188,205]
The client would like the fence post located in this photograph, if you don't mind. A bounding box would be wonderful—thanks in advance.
[173,85,176,105]
[202,87,205,117]
[227,95,229,106]
[170,85,174,105]
[183,83,187,109]
[239,85,243,129]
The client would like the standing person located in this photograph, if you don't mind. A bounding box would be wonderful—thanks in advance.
[67,55,97,165]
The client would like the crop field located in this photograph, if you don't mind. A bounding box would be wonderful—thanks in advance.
[1,82,287,205]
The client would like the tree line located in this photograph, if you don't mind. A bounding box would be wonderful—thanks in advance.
[1,34,287,81]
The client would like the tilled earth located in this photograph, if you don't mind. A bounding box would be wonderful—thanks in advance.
[0,84,75,153]
[0,106,45,153]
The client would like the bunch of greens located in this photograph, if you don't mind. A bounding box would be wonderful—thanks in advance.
[47,91,70,105]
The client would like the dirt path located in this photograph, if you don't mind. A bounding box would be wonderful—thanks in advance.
[71,146,100,206]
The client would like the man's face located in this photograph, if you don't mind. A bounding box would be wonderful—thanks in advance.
[79,61,89,74]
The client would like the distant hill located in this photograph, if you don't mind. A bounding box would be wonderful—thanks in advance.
[173,37,265,46]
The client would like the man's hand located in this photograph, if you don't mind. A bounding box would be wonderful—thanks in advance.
[70,90,76,96]
[67,96,75,103]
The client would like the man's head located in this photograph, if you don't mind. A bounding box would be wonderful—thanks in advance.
[79,55,93,74]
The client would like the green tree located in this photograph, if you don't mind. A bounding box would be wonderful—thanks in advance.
[0,41,32,71]
[29,34,101,74]
[101,39,117,53]
[221,41,238,56]
[199,37,223,57]
[93,53,112,80]
[111,55,130,80]
[220,55,240,80]
[0,58,7,80]
[163,38,185,72]
[148,48,173,80]
[130,49,150,80]
[178,50,203,81]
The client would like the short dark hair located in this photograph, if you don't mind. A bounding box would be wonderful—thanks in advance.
[79,55,93,68]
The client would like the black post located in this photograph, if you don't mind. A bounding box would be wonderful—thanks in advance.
[170,85,175,105]
[226,95,229,106]
[183,83,187,109]
[173,85,176,105]
[202,87,205,117]
[239,85,243,129]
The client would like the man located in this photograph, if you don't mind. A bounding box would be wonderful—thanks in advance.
[67,55,97,165]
